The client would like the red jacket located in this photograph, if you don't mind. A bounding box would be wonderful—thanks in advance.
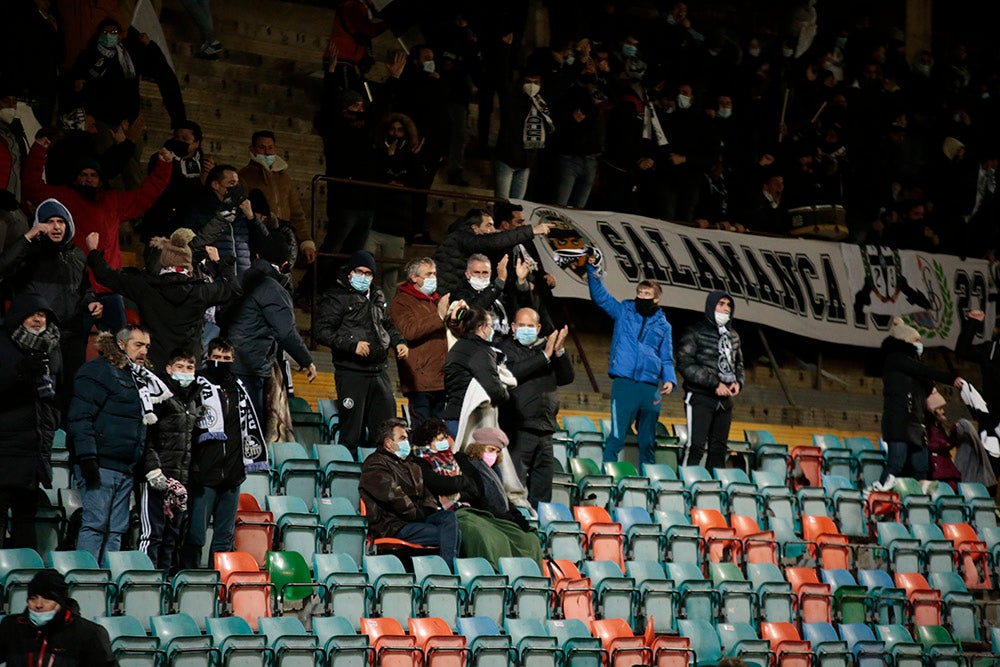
[328,0,387,67]
[24,143,171,292]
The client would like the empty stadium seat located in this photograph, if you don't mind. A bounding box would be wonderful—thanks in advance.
[547,559,594,623]
[569,458,616,508]
[666,562,718,623]
[313,553,370,630]
[94,615,165,667]
[730,514,778,566]
[47,549,113,618]
[837,623,887,667]
[876,522,922,574]
[604,461,654,510]
[821,476,866,537]
[909,523,957,576]
[760,622,813,667]
[412,555,462,630]
[455,557,509,626]
[573,506,624,571]
[785,567,832,625]
[592,618,653,667]
[171,568,222,631]
[856,569,907,626]
[360,617,422,667]
[536,502,585,563]
[747,563,795,625]
[313,615,372,666]
[927,571,983,645]
[930,484,968,525]
[315,496,367,565]
[545,618,603,667]
[676,618,723,667]
[614,506,664,562]
[409,616,470,667]
[363,554,419,628]
[789,446,823,489]
[678,466,725,512]
[215,551,273,631]
[106,550,167,629]
[268,441,321,506]
[583,559,636,625]
[813,434,857,482]
[266,550,322,609]
[626,560,678,634]
[912,624,963,667]
[801,621,851,667]
[752,471,797,527]
[643,464,690,516]
[941,522,992,589]
[891,478,934,524]
[958,483,998,529]
[498,557,551,621]
[207,615,272,667]
[654,510,701,565]
[801,515,851,570]
[505,617,559,666]
[265,495,321,565]
[744,429,790,480]
[709,562,755,626]
[259,616,324,667]
[874,625,922,667]
[690,508,740,565]
[457,617,511,667]
[234,496,276,568]
[819,569,867,625]
[894,572,942,626]
[150,612,220,665]
[716,622,771,667]
[313,443,361,509]
[843,436,885,488]
[715,468,762,522]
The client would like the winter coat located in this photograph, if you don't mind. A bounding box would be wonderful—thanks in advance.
[677,290,745,402]
[0,200,97,335]
[223,259,312,378]
[443,335,509,420]
[433,221,535,296]
[140,151,208,242]
[413,452,529,528]
[143,379,199,483]
[359,447,441,538]
[449,278,532,336]
[388,281,447,394]
[317,103,378,210]
[0,293,61,490]
[880,336,956,444]
[23,143,172,291]
[189,373,246,490]
[588,264,677,386]
[314,277,404,374]
[0,599,115,667]
[67,332,147,474]
[87,250,240,371]
[955,316,1000,427]
[926,421,962,488]
[238,156,310,244]
[186,195,267,277]
[494,87,542,168]
[496,335,574,433]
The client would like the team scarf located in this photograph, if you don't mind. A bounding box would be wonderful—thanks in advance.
[195,376,269,472]
[128,361,173,424]
[92,42,137,81]
[718,325,737,384]
[523,93,554,150]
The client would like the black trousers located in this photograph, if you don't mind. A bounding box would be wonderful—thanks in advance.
[137,482,184,572]
[0,487,39,550]
[682,392,734,470]
[508,428,554,507]
[335,368,396,450]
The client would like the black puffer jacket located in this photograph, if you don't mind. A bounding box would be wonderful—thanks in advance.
[881,336,956,444]
[496,335,574,432]
[143,378,199,484]
[443,335,509,420]
[677,290,745,403]
[433,219,535,296]
[314,277,404,374]
[0,599,115,667]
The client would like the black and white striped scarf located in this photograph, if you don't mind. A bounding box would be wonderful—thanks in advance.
[523,94,554,150]
[718,325,736,384]
[128,361,173,424]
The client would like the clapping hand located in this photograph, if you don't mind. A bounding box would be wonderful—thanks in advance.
[496,255,509,281]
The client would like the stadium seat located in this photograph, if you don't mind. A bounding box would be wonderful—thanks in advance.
[313,553,370,630]
[676,618,723,667]
[801,622,851,667]
[927,571,983,645]
[930,484,968,525]
[715,468,762,522]
[730,514,778,566]
[315,496,367,565]
[981,526,1000,584]
[796,486,830,518]
[583,559,636,625]
[876,521,922,574]
[837,623,886,667]
[909,523,956,575]
[360,617,422,667]
[313,615,372,667]
[498,557,551,621]
[626,560,678,634]
[821,476,866,537]
[569,457,616,508]
[266,550,322,609]
[716,622,771,667]
[654,510,701,565]
[641,618,691,667]
[941,522,993,589]
[171,569,222,632]
[912,625,963,667]
[536,502,585,563]
[409,616,470,667]
[505,617,559,667]
[690,508,740,565]
[207,616,273,667]
[842,436,885,488]
[150,612,220,666]
[856,569,907,626]
[744,429,790,479]
[894,572,942,626]
[874,625,922,667]
[0,548,45,614]
[412,555,462,630]
[94,615,165,667]
[789,446,823,489]
[678,466,725,512]
[752,471,798,527]
[785,567,832,625]
[33,490,65,556]
[801,515,851,570]
[259,616,324,667]
[457,617,512,667]
[268,441,321,506]
[573,506,625,571]
[665,562,718,622]
[215,551,273,631]
[265,495,321,565]
[234,495,276,568]
[106,551,167,629]
[958,482,998,529]
[592,617,653,667]
[455,557,509,626]
[709,562,755,625]
[47,549,113,618]
[240,471,272,510]
[812,434,856,481]
[313,443,361,509]
[614,506,664,562]
[604,461,654,510]
[891,478,934,524]
[356,447,376,463]
[747,563,795,625]
[769,517,808,561]
[564,415,600,439]
[363,554,418,627]
[819,569,867,625]
[643,464,690,516]
[760,622,813,667]
[547,559,595,623]
[546,618,603,667]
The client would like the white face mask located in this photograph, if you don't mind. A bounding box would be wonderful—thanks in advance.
[468,276,491,291]
[715,311,730,326]
[748,47,761,58]
[523,82,541,97]
[717,107,732,119]
[0,107,16,125]
[676,94,692,110]
[914,341,924,356]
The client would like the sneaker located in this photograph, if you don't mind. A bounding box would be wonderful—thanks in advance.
[195,40,224,59]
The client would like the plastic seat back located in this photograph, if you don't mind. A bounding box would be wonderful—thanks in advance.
[409,616,468,667]
[361,617,421,667]
[894,572,942,626]
[730,514,778,565]
[207,616,271,667]
[592,618,651,667]
[215,551,272,631]
[259,616,322,666]
[413,555,462,630]
[364,554,417,628]
[761,622,812,667]
[47,549,112,618]
[802,514,850,570]
[676,618,723,667]
[941,522,992,589]
[573,506,624,571]
[690,508,739,564]
[106,551,166,629]
[838,623,886,667]
[95,615,164,667]
[786,567,832,624]
[150,612,218,665]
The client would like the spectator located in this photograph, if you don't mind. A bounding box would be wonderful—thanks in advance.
[389,258,452,429]
[0,0,64,125]
[0,570,115,666]
[740,169,787,234]
[85,228,240,371]
[652,82,712,222]
[0,199,100,404]
[0,293,61,550]
[141,121,211,243]
[392,45,450,185]
[496,310,573,506]
[600,89,657,214]
[494,71,554,199]
[41,112,138,188]
[925,391,962,491]
[181,0,224,59]
[326,0,388,93]
[0,85,29,249]
[443,307,511,436]
[551,83,602,208]
[449,253,529,336]
[677,291,745,470]
[139,348,198,572]
[314,250,407,452]
[23,137,173,331]
[181,338,266,568]
[955,309,1000,456]
[359,417,461,569]
[586,258,676,465]
[435,17,479,187]
[238,130,315,263]
[68,325,168,563]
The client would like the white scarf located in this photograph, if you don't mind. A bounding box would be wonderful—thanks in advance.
[128,361,173,424]
[195,376,269,472]
[523,94,554,150]
[96,42,137,80]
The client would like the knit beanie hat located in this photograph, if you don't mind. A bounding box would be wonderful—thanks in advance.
[942,137,965,161]
[888,316,920,343]
[926,390,946,412]
[348,250,377,274]
[27,569,71,607]
[471,427,509,449]
[152,228,196,272]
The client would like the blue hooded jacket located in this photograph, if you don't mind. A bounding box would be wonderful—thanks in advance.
[587,264,676,385]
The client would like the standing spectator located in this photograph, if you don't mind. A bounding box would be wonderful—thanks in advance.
[180,0,224,59]
[139,348,198,572]
[586,258,676,465]
[449,253,530,336]
[551,83,602,208]
[956,309,1000,439]
[0,199,101,407]
[326,0,388,93]
[314,250,408,451]
[23,137,173,331]
[495,201,558,332]
[358,417,461,569]
[140,121,211,243]
[496,309,573,506]
[676,291,745,470]
[187,164,267,277]
[0,85,29,249]
[600,90,657,214]
[0,0,64,125]
[494,71,554,199]
[443,307,511,437]
[238,130,315,263]
[0,293,61,549]
[389,258,452,429]
[68,325,170,564]
[181,339,266,569]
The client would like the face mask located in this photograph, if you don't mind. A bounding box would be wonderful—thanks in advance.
[676,94,692,109]
[171,371,196,387]
[394,440,411,459]
[29,609,57,626]
[835,37,848,49]
[22,324,46,336]
[255,154,278,168]
[0,107,16,125]
[468,276,491,291]
[635,297,658,316]
[914,342,924,356]
[419,277,437,296]
[715,311,730,326]
[433,438,451,452]
[565,54,575,66]
[748,47,761,58]
[783,47,794,58]
[515,326,539,345]
[483,328,495,343]
[916,63,931,76]
[482,451,498,467]
[350,273,373,292]
[422,60,436,74]
[98,33,118,49]
[202,359,233,383]
[717,107,732,119]
[523,82,541,97]
[622,44,637,58]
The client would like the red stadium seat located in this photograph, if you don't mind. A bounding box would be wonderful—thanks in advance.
[785,567,832,625]
[761,622,813,667]
[690,508,741,566]
[894,572,942,626]
[214,551,273,631]
[409,617,468,667]
[731,514,779,566]
[547,559,595,623]
[801,515,851,570]
[360,617,422,667]
[574,506,625,571]
[941,523,992,590]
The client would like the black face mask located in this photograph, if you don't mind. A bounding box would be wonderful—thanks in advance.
[635,297,658,316]
[73,184,99,200]
[201,359,234,383]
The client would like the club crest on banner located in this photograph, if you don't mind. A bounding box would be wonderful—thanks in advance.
[530,207,603,282]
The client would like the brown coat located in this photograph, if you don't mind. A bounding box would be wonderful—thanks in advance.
[389,282,447,394]
[359,447,441,538]
[238,156,311,244]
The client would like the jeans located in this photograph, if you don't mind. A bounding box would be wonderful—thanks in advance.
[181,485,240,569]
[76,466,135,565]
[606,378,663,464]
[364,230,406,301]
[554,155,598,208]
[882,440,928,482]
[180,0,217,43]
[494,160,530,199]
[83,293,126,334]
[406,391,447,430]
[395,509,461,571]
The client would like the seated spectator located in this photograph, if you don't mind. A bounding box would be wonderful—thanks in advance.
[410,421,543,569]
[0,293,61,550]
[141,121,211,243]
[443,307,511,436]
[359,417,461,569]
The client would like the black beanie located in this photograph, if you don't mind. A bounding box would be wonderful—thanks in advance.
[347,250,376,274]
[27,569,71,607]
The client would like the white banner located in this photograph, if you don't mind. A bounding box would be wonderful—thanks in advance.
[520,201,995,348]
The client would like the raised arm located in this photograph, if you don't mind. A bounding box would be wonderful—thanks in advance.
[586,263,623,320]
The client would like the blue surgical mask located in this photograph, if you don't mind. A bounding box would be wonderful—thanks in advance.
[622,44,637,58]
[565,54,575,66]
[29,609,57,626]
[433,438,451,452]
[515,326,539,345]
[350,273,373,292]
[419,277,437,296]
[99,33,118,49]
[171,371,196,388]
[914,342,924,356]
[255,154,278,168]
[394,440,411,458]
[422,60,436,74]
[717,107,732,119]
[484,328,495,343]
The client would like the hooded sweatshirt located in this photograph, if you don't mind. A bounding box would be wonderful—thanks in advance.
[676,290,745,398]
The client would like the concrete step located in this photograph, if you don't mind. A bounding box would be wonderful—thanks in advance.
[162,0,337,39]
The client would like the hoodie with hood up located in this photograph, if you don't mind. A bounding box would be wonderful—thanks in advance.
[677,290,745,401]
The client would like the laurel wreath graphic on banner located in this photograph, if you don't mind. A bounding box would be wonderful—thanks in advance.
[904,259,952,340]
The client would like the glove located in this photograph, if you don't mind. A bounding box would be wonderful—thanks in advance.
[79,459,101,488]
[146,468,169,492]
